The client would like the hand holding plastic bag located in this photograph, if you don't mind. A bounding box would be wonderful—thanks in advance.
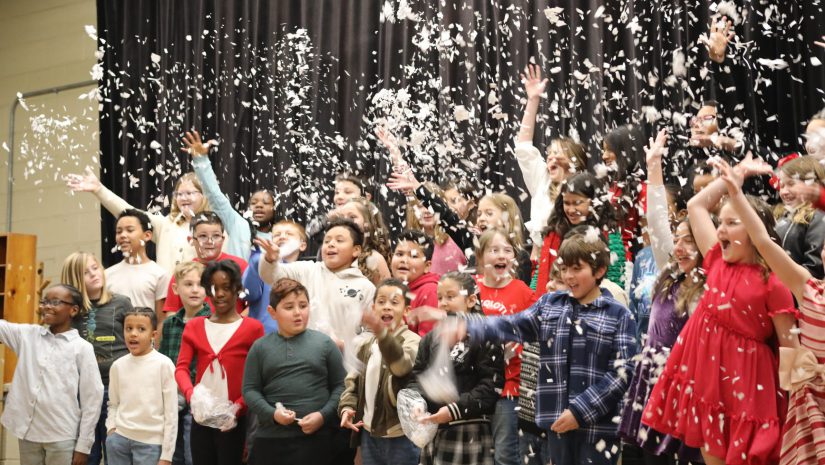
[397,389,438,448]
[190,384,239,432]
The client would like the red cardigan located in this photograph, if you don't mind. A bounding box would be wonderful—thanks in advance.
[175,316,264,417]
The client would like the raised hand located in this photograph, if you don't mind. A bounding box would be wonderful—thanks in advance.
[705,16,734,63]
[180,130,216,157]
[713,158,743,196]
[253,238,281,264]
[645,129,669,165]
[387,170,421,193]
[520,64,548,101]
[734,151,773,178]
[65,167,102,193]
[361,311,384,335]
[374,126,406,171]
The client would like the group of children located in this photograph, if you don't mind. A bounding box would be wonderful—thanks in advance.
[4,17,825,465]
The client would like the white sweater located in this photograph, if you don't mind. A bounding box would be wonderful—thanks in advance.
[105,350,178,461]
[514,142,553,246]
[259,259,375,338]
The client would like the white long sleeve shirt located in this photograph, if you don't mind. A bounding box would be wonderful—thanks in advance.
[0,322,103,453]
[105,349,178,461]
[514,142,553,246]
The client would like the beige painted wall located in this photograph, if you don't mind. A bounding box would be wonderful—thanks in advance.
[0,0,102,287]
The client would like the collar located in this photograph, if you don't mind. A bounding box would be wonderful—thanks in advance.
[40,326,80,340]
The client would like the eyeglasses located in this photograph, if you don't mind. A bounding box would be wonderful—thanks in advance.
[690,114,717,127]
[174,191,202,199]
[194,234,224,245]
[39,299,74,308]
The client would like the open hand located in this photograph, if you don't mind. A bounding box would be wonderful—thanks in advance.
[645,129,668,165]
[735,151,773,178]
[253,238,281,264]
[550,409,579,434]
[298,411,324,434]
[704,16,734,63]
[180,130,216,157]
[361,311,385,335]
[340,408,364,432]
[713,158,743,196]
[419,406,452,425]
[375,126,405,168]
[65,167,102,193]
[387,170,421,193]
[520,64,548,100]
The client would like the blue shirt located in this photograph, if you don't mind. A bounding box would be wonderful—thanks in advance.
[243,248,278,334]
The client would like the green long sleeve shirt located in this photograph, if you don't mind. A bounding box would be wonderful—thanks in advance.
[242,329,346,438]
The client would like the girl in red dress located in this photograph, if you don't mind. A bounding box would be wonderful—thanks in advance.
[642,156,799,465]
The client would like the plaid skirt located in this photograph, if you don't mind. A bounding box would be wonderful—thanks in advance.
[421,422,494,465]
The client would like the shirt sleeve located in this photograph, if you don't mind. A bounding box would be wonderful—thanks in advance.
[163,277,181,312]
[466,301,544,346]
[0,320,25,352]
[76,342,104,454]
[160,357,179,462]
[155,268,172,301]
[241,342,276,425]
[191,156,251,257]
[259,257,316,287]
[174,324,197,401]
[104,362,119,433]
[647,184,675,270]
[766,275,796,317]
[95,185,168,245]
[513,142,550,197]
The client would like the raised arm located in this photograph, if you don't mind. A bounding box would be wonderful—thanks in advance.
[516,64,548,143]
[717,160,810,301]
[645,129,674,268]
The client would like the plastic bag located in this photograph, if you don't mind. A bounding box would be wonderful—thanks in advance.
[417,323,459,404]
[396,388,438,448]
[190,384,239,431]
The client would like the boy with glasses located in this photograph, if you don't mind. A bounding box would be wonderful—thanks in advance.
[163,212,247,315]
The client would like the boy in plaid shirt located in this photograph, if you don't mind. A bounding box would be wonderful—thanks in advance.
[159,261,211,465]
[452,228,639,465]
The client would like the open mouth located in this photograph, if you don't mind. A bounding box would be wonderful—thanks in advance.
[381,314,394,323]
[493,263,507,272]
[720,240,731,252]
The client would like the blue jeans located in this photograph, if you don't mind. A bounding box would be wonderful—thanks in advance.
[546,431,620,465]
[518,429,553,465]
[491,398,519,465]
[360,430,419,465]
[172,409,192,465]
[105,433,162,465]
[18,439,75,465]
[88,386,109,465]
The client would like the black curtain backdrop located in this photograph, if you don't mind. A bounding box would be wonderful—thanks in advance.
[96,0,825,265]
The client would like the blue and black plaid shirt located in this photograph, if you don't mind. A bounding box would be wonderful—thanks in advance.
[467,289,639,443]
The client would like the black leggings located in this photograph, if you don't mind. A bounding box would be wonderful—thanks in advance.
[190,417,246,465]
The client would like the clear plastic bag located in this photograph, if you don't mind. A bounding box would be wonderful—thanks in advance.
[190,384,239,431]
[396,388,438,448]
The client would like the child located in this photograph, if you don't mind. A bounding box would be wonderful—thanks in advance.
[474,229,537,465]
[716,160,825,465]
[242,278,346,465]
[339,279,422,465]
[642,157,798,465]
[106,209,171,320]
[163,212,248,315]
[618,130,704,464]
[182,130,278,259]
[67,169,211,274]
[175,260,264,465]
[334,197,392,285]
[390,230,440,335]
[513,64,587,259]
[405,182,468,275]
[255,217,375,344]
[304,172,371,259]
[400,272,504,465]
[243,220,307,334]
[453,231,639,465]
[774,156,825,279]
[159,262,211,465]
[0,284,103,465]
[62,251,133,465]
[440,180,477,224]
[106,308,178,465]
[602,124,647,257]
[536,172,626,292]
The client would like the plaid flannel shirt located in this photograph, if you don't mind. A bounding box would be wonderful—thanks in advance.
[467,289,639,443]
[159,304,211,381]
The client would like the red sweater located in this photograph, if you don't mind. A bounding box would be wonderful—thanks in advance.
[477,278,538,398]
[406,272,440,336]
[174,316,264,417]
[164,253,248,313]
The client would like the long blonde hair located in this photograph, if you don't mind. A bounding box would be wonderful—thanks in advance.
[61,252,112,312]
[169,173,211,226]
[546,137,587,202]
[781,156,825,225]
[406,182,449,245]
[478,192,524,248]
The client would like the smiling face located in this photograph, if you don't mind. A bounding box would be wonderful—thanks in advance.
[779,172,801,208]
[123,314,155,356]
[209,270,239,317]
[672,222,700,273]
[559,259,605,303]
[371,285,408,331]
[480,232,515,284]
[174,180,205,217]
[716,203,755,264]
[249,191,276,225]
[601,142,617,168]
[691,105,719,137]
[333,180,362,208]
[476,198,505,232]
[115,216,151,258]
[391,240,430,283]
[174,269,206,311]
[414,204,437,230]
[444,188,473,220]
[562,192,591,225]
[191,223,225,262]
[546,142,574,184]
[84,256,105,300]
[437,278,476,314]
[322,226,362,272]
[40,287,79,331]
[269,290,310,338]
[271,223,307,262]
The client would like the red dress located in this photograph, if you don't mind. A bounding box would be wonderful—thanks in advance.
[642,244,794,465]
